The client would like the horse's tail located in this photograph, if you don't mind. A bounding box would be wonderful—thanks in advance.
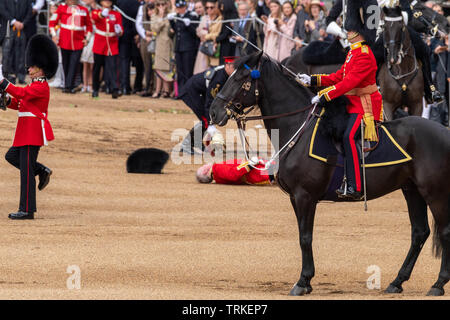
[431,195,450,258]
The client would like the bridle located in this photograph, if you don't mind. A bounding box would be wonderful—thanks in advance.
[215,62,262,121]
[213,59,318,171]
[382,14,418,81]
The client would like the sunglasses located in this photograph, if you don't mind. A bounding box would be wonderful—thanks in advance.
[205,6,215,9]
[156,3,166,6]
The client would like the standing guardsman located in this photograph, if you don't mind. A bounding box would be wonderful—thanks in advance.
[297,0,383,201]
[49,0,93,93]
[0,34,58,220]
[91,0,124,98]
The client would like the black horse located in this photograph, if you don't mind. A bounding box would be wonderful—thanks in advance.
[378,5,424,120]
[210,51,450,296]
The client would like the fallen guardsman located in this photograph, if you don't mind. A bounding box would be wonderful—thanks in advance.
[196,158,273,185]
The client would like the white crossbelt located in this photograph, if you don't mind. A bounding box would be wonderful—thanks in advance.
[18,112,48,146]
[95,29,116,37]
[61,23,86,31]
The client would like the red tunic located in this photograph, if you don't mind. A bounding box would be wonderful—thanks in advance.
[212,159,270,185]
[49,4,93,51]
[4,79,54,147]
[92,9,122,56]
[312,41,383,121]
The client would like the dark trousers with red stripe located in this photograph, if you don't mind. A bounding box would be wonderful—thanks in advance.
[5,146,45,213]
[343,113,363,192]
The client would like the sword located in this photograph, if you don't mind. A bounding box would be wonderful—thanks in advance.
[361,119,368,211]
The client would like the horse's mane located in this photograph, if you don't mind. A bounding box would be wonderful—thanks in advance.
[236,53,349,140]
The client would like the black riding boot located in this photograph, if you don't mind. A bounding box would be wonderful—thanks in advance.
[408,27,443,103]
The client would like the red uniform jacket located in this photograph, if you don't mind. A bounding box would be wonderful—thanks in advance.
[49,4,93,51]
[312,41,383,121]
[212,159,270,185]
[3,79,54,147]
[92,9,122,56]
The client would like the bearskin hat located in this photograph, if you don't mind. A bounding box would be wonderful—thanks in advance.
[25,34,58,79]
[344,0,379,46]
[126,148,169,174]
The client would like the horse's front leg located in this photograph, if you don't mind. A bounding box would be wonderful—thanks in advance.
[289,191,317,296]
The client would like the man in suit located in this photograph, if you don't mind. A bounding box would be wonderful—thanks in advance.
[168,0,200,94]
[0,0,33,84]
[232,1,257,57]
[116,0,144,95]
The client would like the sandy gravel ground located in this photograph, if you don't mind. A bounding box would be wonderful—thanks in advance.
[0,89,447,300]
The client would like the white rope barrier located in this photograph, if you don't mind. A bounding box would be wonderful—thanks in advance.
[113,5,304,45]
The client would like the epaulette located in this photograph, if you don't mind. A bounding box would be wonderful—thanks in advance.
[361,45,369,54]
[190,11,198,18]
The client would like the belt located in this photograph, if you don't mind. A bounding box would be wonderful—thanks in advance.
[346,84,378,96]
[18,112,49,146]
[95,29,116,37]
[61,23,85,31]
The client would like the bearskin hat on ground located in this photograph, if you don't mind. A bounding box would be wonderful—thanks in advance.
[344,0,379,46]
[25,34,58,79]
[126,148,169,174]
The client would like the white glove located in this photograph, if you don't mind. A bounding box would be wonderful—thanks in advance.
[249,156,264,166]
[311,95,321,105]
[296,73,311,86]
[183,18,190,26]
[211,131,224,147]
[167,12,176,21]
[114,24,122,35]
[206,124,217,136]
[101,8,109,18]
[0,64,4,82]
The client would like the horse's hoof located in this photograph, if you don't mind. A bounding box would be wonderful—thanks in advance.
[289,284,312,296]
[426,287,445,296]
[384,284,403,294]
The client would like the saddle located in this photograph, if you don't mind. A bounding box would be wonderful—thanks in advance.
[302,39,348,66]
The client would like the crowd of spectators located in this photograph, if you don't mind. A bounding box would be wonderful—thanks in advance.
[0,0,448,124]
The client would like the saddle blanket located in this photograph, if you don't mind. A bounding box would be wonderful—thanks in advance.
[308,117,412,201]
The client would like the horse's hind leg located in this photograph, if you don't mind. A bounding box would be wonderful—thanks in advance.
[426,196,450,296]
[385,183,430,294]
[288,192,317,296]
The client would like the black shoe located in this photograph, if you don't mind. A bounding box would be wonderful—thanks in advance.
[92,91,99,98]
[8,211,34,220]
[345,186,363,201]
[112,90,120,99]
[63,88,70,93]
[38,167,52,191]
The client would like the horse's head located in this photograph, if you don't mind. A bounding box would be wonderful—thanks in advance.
[382,5,407,65]
[409,1,450,37]
[210,51,264,126]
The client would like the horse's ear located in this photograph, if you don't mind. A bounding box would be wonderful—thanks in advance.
[255,50,264,64]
